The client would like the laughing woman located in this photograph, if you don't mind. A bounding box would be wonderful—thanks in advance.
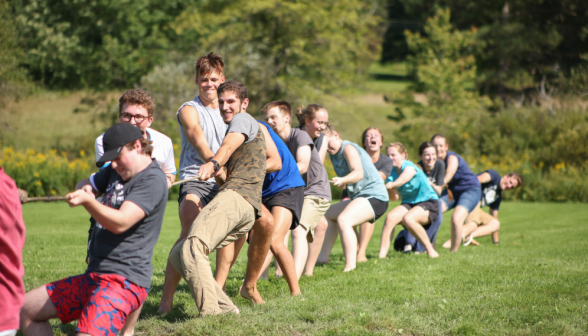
[318,126,389,272]
[378,143,440,259]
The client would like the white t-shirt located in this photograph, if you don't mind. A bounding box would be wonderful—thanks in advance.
[95,127,176,175]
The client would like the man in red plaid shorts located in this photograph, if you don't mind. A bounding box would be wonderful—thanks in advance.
[19,123,168,336]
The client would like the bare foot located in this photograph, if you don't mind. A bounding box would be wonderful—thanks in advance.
[120,328,135,336]
[303,272,313,277]
[157,304,172,314]
[291,291,301,296]
[342,267,355,272]
[441,239,451,248]
[470,239,480,246]
[427,250,439,258]
[357,255,367,263]
[239,285,265,304]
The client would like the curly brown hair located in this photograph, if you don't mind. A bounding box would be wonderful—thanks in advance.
[119,89,156,117]
[217,81,248,102]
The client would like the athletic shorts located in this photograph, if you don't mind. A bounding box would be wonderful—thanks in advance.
[46,272,148,336]
[440,187,481,214]
[356,196,388,223]
[263,186,304,230]
[465,202,497,226]
[299,195,331,242]
[178,180,219,206]
[401,198,439,224]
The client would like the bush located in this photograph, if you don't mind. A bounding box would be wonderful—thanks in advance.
[0,147,95,197]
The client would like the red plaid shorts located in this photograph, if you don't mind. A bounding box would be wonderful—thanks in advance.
[46,272,148,336]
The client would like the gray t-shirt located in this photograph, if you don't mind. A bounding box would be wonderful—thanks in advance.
[286,128,331,201]
[227,113,259,143]
[88,160,168,288]
[374,153,394,178]
[177,96,227,181]
[417,159,445,186]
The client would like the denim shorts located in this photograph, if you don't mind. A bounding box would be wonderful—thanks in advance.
[440,187,481,214]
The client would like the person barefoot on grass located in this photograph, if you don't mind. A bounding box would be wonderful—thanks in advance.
[296,104,331,270]
[169,81,268,316]
[263,101,332,279]
[443,170,523,247]
[215,117,305,298]
[431,134,481,252]
[21,124,168,336]
[394,141,446,254]
[354,127,394,262]
[318,126,389,272]
[378,143,440,258]
[158,53,227,315]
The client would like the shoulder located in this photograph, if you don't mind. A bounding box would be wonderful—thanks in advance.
[435,159,445,169]
[380,153,393,164]
[292,128,313,145]
[95,133,104,146]
[147,128,172,146]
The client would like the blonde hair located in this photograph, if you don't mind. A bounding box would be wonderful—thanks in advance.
[296,104,327,126]
[386,142,408,159]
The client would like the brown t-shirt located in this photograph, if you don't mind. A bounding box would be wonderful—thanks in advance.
[220,113,267,217]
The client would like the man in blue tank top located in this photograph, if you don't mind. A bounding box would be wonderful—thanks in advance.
[431,134,481,252]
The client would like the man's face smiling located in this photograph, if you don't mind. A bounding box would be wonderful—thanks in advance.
[196,71,225,101]
[219,91,248,124]
[364,129,382,153]
[119,104,152,132]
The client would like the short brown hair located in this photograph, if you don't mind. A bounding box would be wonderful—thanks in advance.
[430,133,446,143]
[386,142,408,159]
[507,172,523,186]
[119,89,156,117]
[124,131,153,156]
[296,104,327,126]
[217,81,247,102]
[261,101,292,120]
[195,52,224,77]
[418,141,435,156]
[361,127,384,150]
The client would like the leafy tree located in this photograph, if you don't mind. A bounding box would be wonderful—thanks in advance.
[14,0,193,89]
[172,0,382,110]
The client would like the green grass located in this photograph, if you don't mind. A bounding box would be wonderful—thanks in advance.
[21,201,588,335]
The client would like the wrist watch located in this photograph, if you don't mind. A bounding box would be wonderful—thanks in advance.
[211,159,221,172]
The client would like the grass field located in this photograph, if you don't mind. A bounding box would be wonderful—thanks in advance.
[21,201,588,335]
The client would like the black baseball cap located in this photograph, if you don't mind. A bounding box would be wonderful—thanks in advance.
[96,123,143,167]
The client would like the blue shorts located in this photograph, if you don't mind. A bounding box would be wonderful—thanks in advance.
[440,187,481,214]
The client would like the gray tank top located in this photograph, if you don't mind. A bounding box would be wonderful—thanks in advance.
[177,97,227,182]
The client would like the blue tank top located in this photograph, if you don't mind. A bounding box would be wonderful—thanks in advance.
[329,140,389,202]
[444,151,480,192]
[386,160,438,204]
[258,121,305,198]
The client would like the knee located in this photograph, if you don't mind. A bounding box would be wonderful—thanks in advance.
[254,215,274,235]
[402,214,414,226]
[315,219,328,232]
[169,241,185,273]
[494,220,501,230]
[336,215,354,229]
[292,226,305,239]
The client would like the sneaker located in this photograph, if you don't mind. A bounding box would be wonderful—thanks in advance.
[463,234,473,246]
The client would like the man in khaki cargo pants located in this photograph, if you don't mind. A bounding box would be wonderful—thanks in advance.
[169,80,267,315]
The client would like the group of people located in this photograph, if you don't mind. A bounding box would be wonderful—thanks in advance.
[10,52,522,336]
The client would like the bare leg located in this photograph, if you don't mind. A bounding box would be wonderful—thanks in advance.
[462,221,479,241]
[274,231,290,278]
[304,216,328,275]
[378,206,408,258]
[318,200,351,264]
[158,194,204,314]
[119,304,142,336]
[215,241,236,290]
[471,219,501,239]
[402,207,438,258]
[450,206,469,252]
[241,205,274,304]
[291,225,309,279]
[267,206,300,295]
[357,222,375,262]
[20,285,59,336]
[492,230,500,244]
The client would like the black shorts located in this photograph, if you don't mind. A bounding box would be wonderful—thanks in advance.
[401,198,439,224]
[364,197,389,223]
[262,186,304,230]
[178,181,219,206]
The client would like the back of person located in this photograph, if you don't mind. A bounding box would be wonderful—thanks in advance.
[258,121,305,198]
[388,160,438,204]
[287,128,331,201]
[88,161,168,288]
[177,96,227,181]
[330,140,388,202]
[444,151,479,192]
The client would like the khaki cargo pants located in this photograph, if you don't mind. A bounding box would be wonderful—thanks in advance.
[169,189,256,316]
